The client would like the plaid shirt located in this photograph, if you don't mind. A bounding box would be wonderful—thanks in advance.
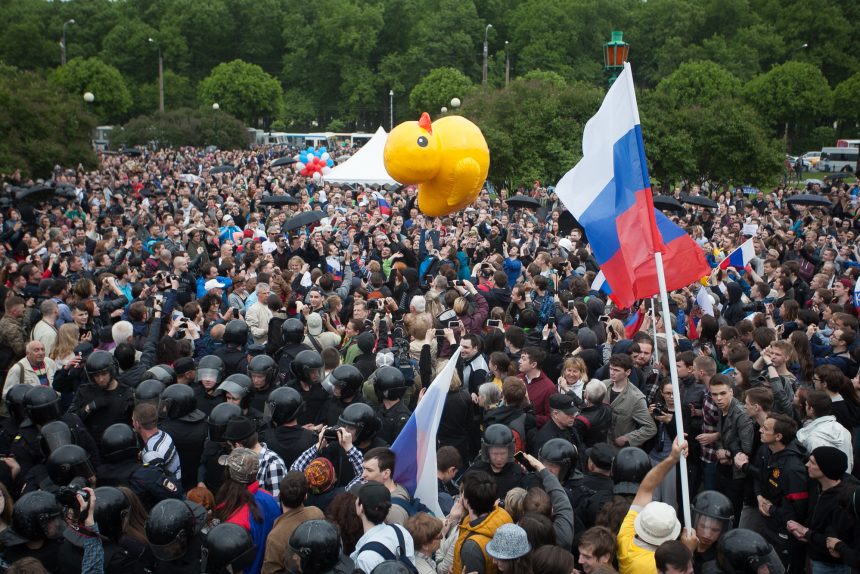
[700,391,720,464]
[290,443,364,488]
[257,444,288,498]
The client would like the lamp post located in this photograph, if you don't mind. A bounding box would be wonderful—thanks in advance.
[148,38,164,113]
[441,106,447,114]
[504,40,510,87]
[61,19,75,65]
[450,97,461,112]
[603,30,629,86]
[212,103,219,111]
[83,92,94,104]
[482,24,493,86]
[389,89,394,130]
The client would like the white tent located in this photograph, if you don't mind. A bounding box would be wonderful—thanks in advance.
[325,126,400,186]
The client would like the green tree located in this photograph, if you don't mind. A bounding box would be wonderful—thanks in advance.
[409,67,473,114]
[0,65,97,178]
[132,70,197,116]
[833,73,860,127]
[115,107,247,149]
[197,60,283,126]
[745,61,832,142]
[655,61,742,108]
[51,57,133,123]
[100,19,160,85]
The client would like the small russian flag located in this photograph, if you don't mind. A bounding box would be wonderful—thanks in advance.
[374,192,392,217]
[719,238,755,270]
[624,307,644,338]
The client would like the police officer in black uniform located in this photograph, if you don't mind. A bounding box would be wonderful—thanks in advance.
[142,364,177,387]
[247,354,279,412]
[215,319,250,376]
[201,523,257,574]
[68,350,135,442]
[143,499,206,574]
[262,387,316,468]
[0,384,29,453]
[338,402,386,453]
[285,519,355,574]
[217,373,264,426]
[531,393,582,455]
[0,490,65,570]
[46,443,95,489]
[692,491,735,572]
[195,355,227,416]
[611,446,651,499]
[373,366,411,445]
[318,364,366,427]
[159,384,208,492]
[706,528,785,574]
[288,350,328,425]
[197,402,242,495]
[134,379,164,408]
[573,443,616,529]
[276,318,311,385]
[96,423,183,509]
[466,424,527,500]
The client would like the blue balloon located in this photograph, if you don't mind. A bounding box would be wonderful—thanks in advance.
[327,159,334,167]
[306,147,314,155]
[320,147,327,153]
[300,154,308,163]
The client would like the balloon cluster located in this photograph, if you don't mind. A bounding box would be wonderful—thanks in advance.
[295,147,335,182]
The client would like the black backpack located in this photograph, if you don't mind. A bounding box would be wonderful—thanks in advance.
[356,525,419,574]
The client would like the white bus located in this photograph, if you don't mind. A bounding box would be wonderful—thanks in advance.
[819,147,858,172]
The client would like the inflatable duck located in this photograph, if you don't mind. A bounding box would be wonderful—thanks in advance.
[383,112,489,217]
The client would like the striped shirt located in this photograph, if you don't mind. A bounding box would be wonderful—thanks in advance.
[141,429,181,480]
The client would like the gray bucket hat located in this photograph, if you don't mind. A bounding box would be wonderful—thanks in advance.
[485,524,531,560]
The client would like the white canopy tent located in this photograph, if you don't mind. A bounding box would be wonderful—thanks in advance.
[324,126,400,187]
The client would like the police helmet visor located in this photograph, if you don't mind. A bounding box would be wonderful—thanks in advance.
[59,458,96,483]
[41,424,73,453]
[200,543,257,574]
[149,531,189,562]
[29,399,62,425]
[41,514,65,540]
[197,368,221,384]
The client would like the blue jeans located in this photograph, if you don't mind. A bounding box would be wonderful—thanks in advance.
[811,561,851,574]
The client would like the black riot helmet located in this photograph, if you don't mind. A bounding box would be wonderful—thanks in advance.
[218,373,253,409]
[47,444,94,485]
[201,522,257,574]
[287,519,342,574]
[24,386,62,426]
[264,387,305,426]
[197,355,225,386]
[208,403,243,442]
[6,384,31,426]
[223,320,249,346]
[12,491,63,541]
[145,499,199,562]
[248,354,278,388]
[481,424,514,463]
[101,423,139,462]
[716,529,781,574]
[160,384,201,420]
[372,366,407,401]
[93,486,130,543]
[281,318,305,345]
[40,420,73,456]
[143,364,177,387]
[135,379,165,406]
[338,403,381,444]
[323,364,364,399]
[692,490,734,541]
[611,447,651,495]
[290,350,324,385]
[539,438,579,482]
[85,350,117,382]
[371,562,414,574]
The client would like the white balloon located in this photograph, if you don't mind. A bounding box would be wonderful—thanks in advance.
[312,172,322,182]
[322,166,332,175]
[296,162,305,170]
[293,154,301,161]
[321,152,330,161]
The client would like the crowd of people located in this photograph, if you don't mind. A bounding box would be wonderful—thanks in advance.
[0,145,857,574]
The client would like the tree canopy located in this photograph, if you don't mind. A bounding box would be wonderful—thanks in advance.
[197,60,283,126]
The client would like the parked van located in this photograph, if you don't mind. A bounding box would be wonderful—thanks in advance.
[819,147,858,172]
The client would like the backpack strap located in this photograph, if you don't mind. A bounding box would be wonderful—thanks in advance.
[358,541,397,562]
[391,525,408,559]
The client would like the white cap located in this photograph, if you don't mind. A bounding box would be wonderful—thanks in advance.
[204,279,226,291]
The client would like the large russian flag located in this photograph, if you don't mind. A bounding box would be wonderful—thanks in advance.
[718,238,755,270]
[554,64,709,309]
[390,346,461,517]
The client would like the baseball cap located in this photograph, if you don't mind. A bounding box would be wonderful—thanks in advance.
[218,447,259,484]
[221,416,256,442]
[204,278,226,291]
[357,481,390,511]
[173,357,195,376]
[586,443,615,471]
[307,313,323,336]
[549,393,577,416]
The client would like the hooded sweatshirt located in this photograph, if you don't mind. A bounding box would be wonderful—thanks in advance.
[796,415,854,471]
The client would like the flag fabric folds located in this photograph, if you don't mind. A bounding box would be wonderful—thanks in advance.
[554,63,709,308]
[718,238,755,270]
[390,346,462,517]
[373,192,392,216]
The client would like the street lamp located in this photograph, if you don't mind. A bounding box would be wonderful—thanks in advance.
[504,40,510,87]
[450,97,461,110]
[389,89,394,130]
[441,106,448,114]
[603,30,629,86]
[61,19,75,65]
[83,92,94,103]
[482,24,493,86]
[148,38,164,113]
[212,103,220,110]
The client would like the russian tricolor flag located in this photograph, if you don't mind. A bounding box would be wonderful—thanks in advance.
[390,346,461,517]
[554,64,709,309]
[374,192,392,217]
[718,238,755,270]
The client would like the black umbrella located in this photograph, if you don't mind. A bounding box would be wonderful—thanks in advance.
[271,157,297,167]
[825,172,851,182]
[14,184,54,206]
[282,210,327,232]
[260,195,298,206]
[652,195,686,214]
[120,148,142,157]
[506,195,541,209]
[209,165,236,174]
[785,194,832,207]
[679,194,718,209]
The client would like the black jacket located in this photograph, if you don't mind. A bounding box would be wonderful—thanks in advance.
[67,381,134,442]
[263,425,317,468]
[746,440,809,538]
[160,414,209,492]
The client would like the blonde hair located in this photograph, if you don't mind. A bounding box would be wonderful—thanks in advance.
[563,357,588,382]
[453,297,469,315]
[51,323,80,361]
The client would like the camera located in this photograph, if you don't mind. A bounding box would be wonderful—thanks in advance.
[57,477,90,518]
[323,426,341,442]
[367,299,380,311]
[652,405,665,417]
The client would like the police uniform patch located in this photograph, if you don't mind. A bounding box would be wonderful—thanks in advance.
[162,478,177,492]
[772,469,780,479]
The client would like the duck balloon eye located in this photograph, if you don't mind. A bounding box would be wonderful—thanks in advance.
[417,136,428,148]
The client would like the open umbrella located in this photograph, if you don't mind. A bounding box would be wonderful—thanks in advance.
[282,210,327,232]
[209,165,236,174]
[680,194,718,209]
[260,195,298,206]
[653,195,685,214]
[803,178,824,187]
[506,195,541,209]
[785,194,832,207]
[14,184,54,206]
[825,172,851,183]
[271,157,297,167]
[120,148,142,157]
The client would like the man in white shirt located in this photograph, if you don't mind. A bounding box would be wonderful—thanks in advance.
[245,282,273,345]
[133,402,181,480]
[351,481,416,573]
[32,299,59,356]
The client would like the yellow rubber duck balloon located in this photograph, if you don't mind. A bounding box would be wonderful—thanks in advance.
[384,112,490,217]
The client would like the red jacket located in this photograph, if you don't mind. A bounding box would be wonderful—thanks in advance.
[520,371,555,427]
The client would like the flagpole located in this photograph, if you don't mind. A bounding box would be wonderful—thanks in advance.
[653,250,693,531]
[650,297,660,364]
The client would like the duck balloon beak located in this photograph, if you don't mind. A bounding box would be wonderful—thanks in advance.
[418,112,432,135]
